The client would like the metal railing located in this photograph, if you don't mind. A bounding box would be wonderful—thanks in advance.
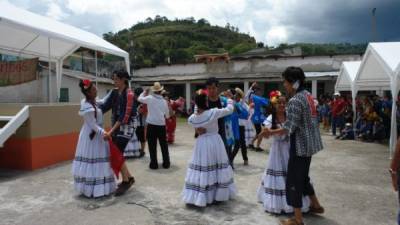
[0,106,29,147]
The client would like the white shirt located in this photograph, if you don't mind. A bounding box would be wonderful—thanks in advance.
[138,92,170,126]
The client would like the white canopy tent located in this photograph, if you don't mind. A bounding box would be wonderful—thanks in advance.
[0,1,130,102]
[354,42,400,157]
[335,61,361,130]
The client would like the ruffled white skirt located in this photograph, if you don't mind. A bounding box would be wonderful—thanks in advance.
[183,133,237,207]
[72,127,116,198]
[124,132,142,158]
[257,138,310,213]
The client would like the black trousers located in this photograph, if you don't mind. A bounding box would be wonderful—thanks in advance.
[147,124,170,167]
[113,135,130,153]
[286,135,315,208]
[254,123,262,135]
[231,126,248,162]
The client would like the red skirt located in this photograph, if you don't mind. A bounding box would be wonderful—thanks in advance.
[166,116,177,143]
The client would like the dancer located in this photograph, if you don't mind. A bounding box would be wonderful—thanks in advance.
[135,87,147,156]
[138,82,170,169]
[245,102,256,147]
[230,88,250,166]
[183,90,236,207]
[72,79,116,198]
[100,70,136,196]
[246,82,269,151]
[164,92,185,144]
[264,67,324,225]
[124,89,144,158]
[257,92,310,214]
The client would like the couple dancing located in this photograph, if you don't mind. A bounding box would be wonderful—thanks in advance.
[257,67,325,225]
[72,70,136,197]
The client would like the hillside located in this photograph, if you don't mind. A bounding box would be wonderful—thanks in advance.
[103,16,257,69]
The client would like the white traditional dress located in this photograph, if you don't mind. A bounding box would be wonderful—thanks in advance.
[72,100,116,198]
[124,132,141,158]
[257,115,310,213]
[183,99,237,207]
[244,107,256,146]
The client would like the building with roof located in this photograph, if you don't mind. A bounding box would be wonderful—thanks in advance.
[132,51,362,111]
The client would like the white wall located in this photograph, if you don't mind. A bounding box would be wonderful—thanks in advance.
[134,55,362,77]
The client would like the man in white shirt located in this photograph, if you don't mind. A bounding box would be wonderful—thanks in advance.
[138,82,170,169]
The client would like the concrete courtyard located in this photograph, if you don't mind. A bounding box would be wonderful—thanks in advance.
[0,121,397,225]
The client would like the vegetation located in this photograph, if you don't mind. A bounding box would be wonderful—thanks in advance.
[103,16,367,69]
[103,16,256,69]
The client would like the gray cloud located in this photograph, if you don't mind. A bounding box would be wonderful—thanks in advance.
[6,0,400,46]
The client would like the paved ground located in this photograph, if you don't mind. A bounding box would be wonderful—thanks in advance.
[0,122,398,225]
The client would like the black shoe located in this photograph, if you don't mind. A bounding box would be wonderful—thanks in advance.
[162,162,170,169]
[255,147,264,152]
[149,163,159,170]
[128,176,135,185]
[114,181,132,196]
[139,151,145,158]
[248,144,255,149]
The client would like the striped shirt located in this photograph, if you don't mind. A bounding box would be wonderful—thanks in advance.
[283,89,323,157]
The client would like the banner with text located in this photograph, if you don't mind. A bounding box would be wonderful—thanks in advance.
[0,58,38,86]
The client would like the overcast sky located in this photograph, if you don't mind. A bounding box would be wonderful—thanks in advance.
[5,0,400,46]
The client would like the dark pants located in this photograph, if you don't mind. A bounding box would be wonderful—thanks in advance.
[332,115,345,136]
[286,135,315,208]
[231,126,248,163]
[147,124,170,167]
[254,123,262,135]
[113,136,130,153]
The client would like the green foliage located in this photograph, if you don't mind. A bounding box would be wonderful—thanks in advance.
[103,16,256,69]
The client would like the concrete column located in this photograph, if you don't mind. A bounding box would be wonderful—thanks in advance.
[244,80,249,93]
[185,82,191,114]
[312,80,317,98]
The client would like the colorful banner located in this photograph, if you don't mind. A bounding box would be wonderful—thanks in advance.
[0,58,38,86]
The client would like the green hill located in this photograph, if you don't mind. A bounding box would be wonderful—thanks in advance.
[103,16,257,69]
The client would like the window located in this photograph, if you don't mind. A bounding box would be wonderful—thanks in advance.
[60,88,69,102]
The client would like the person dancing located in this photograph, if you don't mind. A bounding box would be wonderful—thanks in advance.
[264,67,324,225]
[100,70,136,196]
[72,80,116,198]
[183,90,236,207]
[257,92,310,214]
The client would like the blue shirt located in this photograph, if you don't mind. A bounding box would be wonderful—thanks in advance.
[251,94,269,124]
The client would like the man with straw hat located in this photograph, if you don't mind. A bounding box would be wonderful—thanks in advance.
[138,82,171,169]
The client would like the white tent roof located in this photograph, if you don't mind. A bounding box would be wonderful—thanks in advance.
[335,61,361,91]
[354,42,400,158]
[354,42,400,89]
[0,1,129,68]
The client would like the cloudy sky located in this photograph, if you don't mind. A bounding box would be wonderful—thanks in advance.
[5,0,400,46]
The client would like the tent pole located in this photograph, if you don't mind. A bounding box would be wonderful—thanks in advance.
[95,50,98,87]
[48,37,51,103]
[56,60,62,102]
[351,86,357,140]
[390,75,399,159]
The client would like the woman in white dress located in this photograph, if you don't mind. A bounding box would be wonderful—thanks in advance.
[257,94,310,214]
[245,103,256,147]
[72,80,116,198]
[183,90,237,207]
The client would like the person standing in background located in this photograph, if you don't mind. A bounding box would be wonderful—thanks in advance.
[138,82,170,170]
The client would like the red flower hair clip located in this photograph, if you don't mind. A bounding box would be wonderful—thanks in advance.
[269,90,282,104]
[82,79,91,89]
[197,89,208,96]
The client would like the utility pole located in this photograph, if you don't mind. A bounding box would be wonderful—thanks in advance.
[371,8,377,42]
